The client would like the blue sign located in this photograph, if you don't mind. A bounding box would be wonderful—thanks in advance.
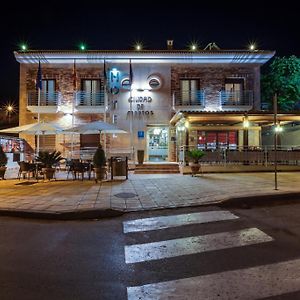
[138,131,144,139]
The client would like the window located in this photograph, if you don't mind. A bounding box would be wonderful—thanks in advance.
[180,79,199,104]
[80,134,100,149]
[224,78,244,104]
[113,114,118,124]
[41,79,56,105]
[81,79,103,105]
[82,79,102,93]
[225,78,244,92]
[197,131,237,150]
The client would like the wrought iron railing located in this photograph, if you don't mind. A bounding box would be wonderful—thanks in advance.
[178,145,300,165]
[220,90,253,106]
[75,91,105,106]
[27,91,60,106]
[173,90,205,106]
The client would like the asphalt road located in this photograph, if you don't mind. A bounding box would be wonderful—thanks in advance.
[1,202,300,300]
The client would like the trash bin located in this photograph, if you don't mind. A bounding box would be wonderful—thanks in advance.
[111,156,128,180]
[137,150,144,164]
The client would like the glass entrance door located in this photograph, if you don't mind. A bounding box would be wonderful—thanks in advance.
[147,127,169,161]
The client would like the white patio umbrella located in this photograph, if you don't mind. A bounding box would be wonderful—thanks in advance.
[0,122,64,153]
[64,120,127,155]
[63,120,127,134]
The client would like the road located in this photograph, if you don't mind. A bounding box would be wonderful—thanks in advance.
[1,203,300,299]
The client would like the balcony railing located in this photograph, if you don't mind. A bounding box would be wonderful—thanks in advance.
[220,90,253,107]
[173,90,205,107]
[27,91,60,106]
[75,91,105,106]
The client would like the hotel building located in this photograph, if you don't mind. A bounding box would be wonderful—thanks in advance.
[15,42,300,164]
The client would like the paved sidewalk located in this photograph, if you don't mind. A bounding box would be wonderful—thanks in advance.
[1,172,300,218]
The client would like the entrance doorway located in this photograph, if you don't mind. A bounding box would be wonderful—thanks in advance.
[147,127,169,161]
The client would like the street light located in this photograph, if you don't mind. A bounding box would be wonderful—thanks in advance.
[273,93,278,190]
[4,103,15,124]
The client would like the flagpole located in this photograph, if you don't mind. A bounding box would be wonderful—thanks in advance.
[36,60,42,156]
[103,58,107,154]
[71,59,76,159]
[129,59,134,162]
[37,87,41,155]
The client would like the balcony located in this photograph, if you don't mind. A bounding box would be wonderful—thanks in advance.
[27,91,60,113]
[220,90,253,111]
[173,90,205,111]
[75,91,105,113]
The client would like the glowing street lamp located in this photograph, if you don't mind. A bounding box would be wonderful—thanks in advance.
[20,44,27,51]
[190,44,198,51]
[249,44,256,51]
[135,43,143,51]
[4,103,15,124]
[79,43,86,51]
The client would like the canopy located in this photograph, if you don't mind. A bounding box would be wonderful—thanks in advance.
[64,120,127,134]
[0,122,64,135]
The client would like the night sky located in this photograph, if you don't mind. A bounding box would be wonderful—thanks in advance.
[0,1,299,106]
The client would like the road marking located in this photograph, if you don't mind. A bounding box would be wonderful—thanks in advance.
[127,258,300,300]
[123,211,238,233]
[125,227,273,263]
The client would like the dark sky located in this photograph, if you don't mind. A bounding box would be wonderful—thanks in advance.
[0,1,299,105]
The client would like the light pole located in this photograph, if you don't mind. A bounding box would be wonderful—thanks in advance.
[273,93,280,190]
[4,103,15,124]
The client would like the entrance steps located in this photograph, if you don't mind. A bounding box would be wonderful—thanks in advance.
[134,163,180,174]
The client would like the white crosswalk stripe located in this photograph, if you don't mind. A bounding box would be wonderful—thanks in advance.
[123,210,238,233]
[125,227,273,263]
[127,258,300,300]
[124,210,280,299]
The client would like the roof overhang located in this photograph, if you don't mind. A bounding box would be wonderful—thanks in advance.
[170,111,300,126]
[14,50,275,65]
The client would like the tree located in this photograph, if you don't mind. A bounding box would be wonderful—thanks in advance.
[261,56,300,111]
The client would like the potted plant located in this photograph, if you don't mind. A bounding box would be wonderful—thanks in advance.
[0,146,8,180]
[187,148,205,176]
[93,144,107,182]
[36,150,64,180]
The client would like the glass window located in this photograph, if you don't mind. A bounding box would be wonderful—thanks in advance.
[180,79,199,104]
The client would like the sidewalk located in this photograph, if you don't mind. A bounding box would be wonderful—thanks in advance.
[0,172,300,219]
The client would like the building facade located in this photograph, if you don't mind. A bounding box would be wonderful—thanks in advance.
[17,45,296,163]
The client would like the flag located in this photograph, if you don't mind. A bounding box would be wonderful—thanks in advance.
[129,59,133,85]
[36,60,42,90]
[73,59,77,91]
[103,58,107,87]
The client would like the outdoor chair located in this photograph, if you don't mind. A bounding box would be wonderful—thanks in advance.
[17,161,36,180]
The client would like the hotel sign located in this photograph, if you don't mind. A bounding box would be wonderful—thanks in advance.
[127,96,154,116]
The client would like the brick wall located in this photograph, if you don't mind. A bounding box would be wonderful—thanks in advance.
[171,64,258,110]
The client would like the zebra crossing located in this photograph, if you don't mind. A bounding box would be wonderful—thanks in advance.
[123,209,300,300]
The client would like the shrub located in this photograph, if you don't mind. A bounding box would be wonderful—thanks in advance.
[93,145,106,167]
[187,149,205,164]
[36,150,64,168]
[0,146,8,167]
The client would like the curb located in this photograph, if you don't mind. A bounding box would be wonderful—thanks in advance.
[1,192,300,220]
[0,208,124,220]
[218,192,300,208]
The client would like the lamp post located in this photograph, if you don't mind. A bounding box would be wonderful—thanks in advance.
[273,93,278,190]
[4,103,15,124]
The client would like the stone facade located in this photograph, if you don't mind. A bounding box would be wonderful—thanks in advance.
[171,64,259,110]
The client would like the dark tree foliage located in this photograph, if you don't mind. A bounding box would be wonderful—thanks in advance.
[261,56,300,111]
[0,146,8,167]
